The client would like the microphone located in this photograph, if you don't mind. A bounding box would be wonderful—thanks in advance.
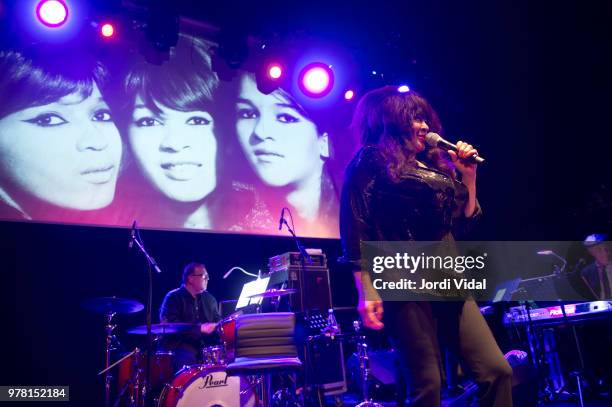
[128,220,137,248]
[278,208,285,231]
[425,132,485,164]
[151,259,162,274]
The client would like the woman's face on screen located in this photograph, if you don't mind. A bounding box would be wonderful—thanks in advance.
[0,84,122,210]
[235,75,328,188]
[128,96,217,202]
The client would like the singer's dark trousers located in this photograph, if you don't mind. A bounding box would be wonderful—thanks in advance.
[384,300,513,407]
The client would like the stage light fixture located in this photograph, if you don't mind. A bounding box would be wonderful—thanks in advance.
[299,62,334,98]
[397,85,410,93]
[268,64,282,79]
[100,23,115,38]
[344,89,355,101]
[36,0,68,27]
[256,62,285,95]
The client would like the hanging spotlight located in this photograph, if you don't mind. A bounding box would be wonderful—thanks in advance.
[211,28,249,81]
[36,0,68,27]
[268,63,283,79]
[397,85,410,93]
[344,89,355,101]
[298,62,334,98]
[100,23,115,38]
[255,61,285,95]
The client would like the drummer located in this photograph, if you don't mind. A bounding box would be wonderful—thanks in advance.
[159,262,221,371]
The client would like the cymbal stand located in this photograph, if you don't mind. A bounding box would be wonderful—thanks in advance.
[99,348,143,407]
[98,347,140,376]
[103,312,119,407]
[353,320,383,407]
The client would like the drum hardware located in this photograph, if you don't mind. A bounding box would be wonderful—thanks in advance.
[82,297,144,407]
[104,312,118,407]
[223,308,244,322]
[246,288,298,299]
[248,281,293,312]
[96,346,174,407]
[241,376,262,395]
[126,323,201,335]
[82,297,146,315]
[201,345,225,367]
[115,350,174,406]
[98,348,140,376]
[353,320,383,407]
[271,374,300,407]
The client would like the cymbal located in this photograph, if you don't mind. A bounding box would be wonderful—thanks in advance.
[247,288,297,299]
[221,309,243,324]
[82,297,144,315]
[127,323,200,335]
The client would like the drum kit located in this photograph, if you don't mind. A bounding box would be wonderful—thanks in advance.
[83,290,296,407]
[83,287,384,407]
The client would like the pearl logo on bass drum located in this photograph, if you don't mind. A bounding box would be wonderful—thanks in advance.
[198,373,229,389]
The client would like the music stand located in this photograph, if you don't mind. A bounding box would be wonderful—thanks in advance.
[235,276,270,311]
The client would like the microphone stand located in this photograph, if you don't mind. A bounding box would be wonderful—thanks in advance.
[280,218,312,265]
[129,225,162,407]
[280,212,321,404]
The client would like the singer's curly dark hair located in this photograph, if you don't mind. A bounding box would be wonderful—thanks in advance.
[350,86,455,180]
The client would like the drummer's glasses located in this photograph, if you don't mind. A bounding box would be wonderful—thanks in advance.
[192,273,209,280]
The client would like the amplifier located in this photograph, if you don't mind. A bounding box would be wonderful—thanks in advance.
[268,250,327,271]
[303,337,348,396]
[267,252,332,313]
[267,265,332,313]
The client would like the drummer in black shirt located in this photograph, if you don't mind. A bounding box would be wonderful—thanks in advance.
[159,262,221,371]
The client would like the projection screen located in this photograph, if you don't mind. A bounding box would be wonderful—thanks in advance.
[0,32,360,238]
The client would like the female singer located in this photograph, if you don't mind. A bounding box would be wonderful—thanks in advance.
[340,86,512,406]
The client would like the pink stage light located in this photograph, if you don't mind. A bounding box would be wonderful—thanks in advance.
[36,0,68,27]
[100,23,115,38]
[344,89,355,101]
[268,64,282,79]
[299,63,334,97]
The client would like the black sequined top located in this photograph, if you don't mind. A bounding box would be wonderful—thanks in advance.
[340,146,481,271]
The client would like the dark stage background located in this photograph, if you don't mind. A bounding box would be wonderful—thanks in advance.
[1,0,611,405]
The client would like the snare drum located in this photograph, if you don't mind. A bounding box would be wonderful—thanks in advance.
[158,365,256,407]
[201,345,225,367]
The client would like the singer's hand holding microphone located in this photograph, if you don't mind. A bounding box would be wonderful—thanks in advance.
[425,132,483,183]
